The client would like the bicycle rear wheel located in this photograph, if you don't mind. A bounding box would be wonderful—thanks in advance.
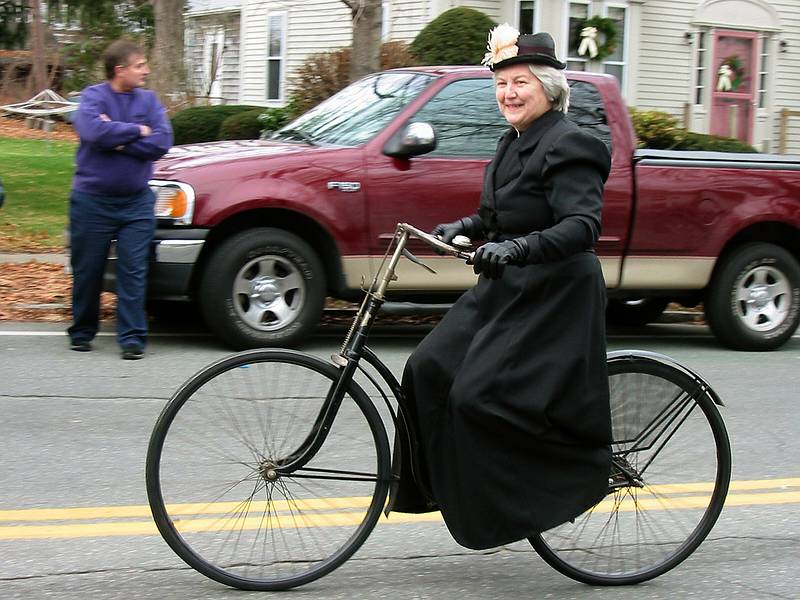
[146,349,391,591]
[530,356,731,585]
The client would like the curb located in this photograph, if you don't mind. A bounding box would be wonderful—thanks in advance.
[0,253,69,265]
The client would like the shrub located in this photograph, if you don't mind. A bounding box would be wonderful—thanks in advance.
[171,105,262,145]
[629,108,685,149]
[410,7,496,66]
[678,132,758,153]
[257,104,296,136]
[218,109,265,140]
[288,41,419,115]
[629,107,757,152]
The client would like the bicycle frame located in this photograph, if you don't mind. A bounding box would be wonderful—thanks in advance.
[275,223,469,479]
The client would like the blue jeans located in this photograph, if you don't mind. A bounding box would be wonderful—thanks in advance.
[67,188,155,349]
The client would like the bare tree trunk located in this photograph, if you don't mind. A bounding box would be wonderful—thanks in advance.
[345,0,382,83]
[28,0,47,94]
[150,0,185,103]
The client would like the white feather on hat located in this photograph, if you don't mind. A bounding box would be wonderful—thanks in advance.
[482,23,520,67]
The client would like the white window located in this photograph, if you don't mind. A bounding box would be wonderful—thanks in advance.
[565,1,591,71]
[203,27,225,103]
[694,30,708,105]
[603,4,627,88]
[267,12,286,101]
[758,35,769,109]
[518,0,538,35]
[382,1,391,41]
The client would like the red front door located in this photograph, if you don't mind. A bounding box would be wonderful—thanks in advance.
[710,29,758,144]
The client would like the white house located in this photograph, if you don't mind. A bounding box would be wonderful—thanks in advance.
[185,0,800,154]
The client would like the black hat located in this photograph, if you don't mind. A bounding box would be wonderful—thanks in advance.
[486,31,566,71]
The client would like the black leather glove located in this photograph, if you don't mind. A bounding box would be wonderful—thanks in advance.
[431,219,468,245]
[472,238,529,279]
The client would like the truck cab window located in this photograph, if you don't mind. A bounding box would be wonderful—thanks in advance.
[567,80,612,153]
[410,79,508,158]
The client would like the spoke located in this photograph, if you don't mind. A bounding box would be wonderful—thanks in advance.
[276,270,304,295]
[743,307,763,328]
[268,298,294,323]
[255,258,278,277]
[243,303,271,327]
[769,277,791,299]
[233,276,253,297]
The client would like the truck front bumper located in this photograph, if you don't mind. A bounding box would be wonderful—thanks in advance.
[103,229,208,300]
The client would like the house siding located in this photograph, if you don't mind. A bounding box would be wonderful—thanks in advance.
[240,0,351,105]
[185,13,241,104]
[636,0,696,117]
[769,0,800,154]
[390,0,431,42]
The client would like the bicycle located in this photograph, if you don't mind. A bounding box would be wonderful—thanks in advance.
[145,222,732,591]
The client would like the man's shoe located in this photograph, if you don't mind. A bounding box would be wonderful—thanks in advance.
[70,340,92,352]
[121,345,144,360]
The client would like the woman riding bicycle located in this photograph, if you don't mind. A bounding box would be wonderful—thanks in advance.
[389,26,614,550]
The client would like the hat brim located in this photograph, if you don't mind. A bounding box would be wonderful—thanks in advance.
[490,53,566,71]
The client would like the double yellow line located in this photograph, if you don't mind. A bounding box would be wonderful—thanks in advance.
[1,477,798,541]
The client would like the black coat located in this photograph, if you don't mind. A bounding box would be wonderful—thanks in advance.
[389,110,613,550]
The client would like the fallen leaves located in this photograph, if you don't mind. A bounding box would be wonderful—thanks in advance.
[0,261,116,322]
[0,115,78,142]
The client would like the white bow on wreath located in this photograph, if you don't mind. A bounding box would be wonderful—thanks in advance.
[578,26,599,58]
[717,64,733,91]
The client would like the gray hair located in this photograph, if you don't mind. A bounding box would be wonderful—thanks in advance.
[528,64,570,114]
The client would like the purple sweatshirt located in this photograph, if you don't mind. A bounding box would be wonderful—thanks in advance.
[72,82,173,197]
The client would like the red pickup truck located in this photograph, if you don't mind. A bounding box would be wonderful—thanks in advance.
[122,66,800,351]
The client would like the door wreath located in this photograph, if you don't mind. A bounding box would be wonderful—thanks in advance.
[716,55,746,92]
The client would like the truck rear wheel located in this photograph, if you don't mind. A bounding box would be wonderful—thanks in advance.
[199,228,326,349]
[705,243,800,351]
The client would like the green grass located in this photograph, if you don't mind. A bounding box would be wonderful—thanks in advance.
[0,137,76,250]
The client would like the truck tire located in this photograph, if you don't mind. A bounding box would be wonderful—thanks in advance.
[199,228,326,349]
[606,298,669,327]
[705,243,800,351]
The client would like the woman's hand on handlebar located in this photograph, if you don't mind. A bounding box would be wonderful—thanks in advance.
[432,219,467,245]
[472,239,528,279]
[431,219,468,255]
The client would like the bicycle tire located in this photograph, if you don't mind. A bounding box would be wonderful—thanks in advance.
[146,349,392,591]
[530,356,731,585]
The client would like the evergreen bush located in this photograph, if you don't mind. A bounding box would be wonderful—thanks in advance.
[410,7,496,65]
[629,107,757,152]
[257,104,296,136]
[171,105,262,145]
[218,109,265,140]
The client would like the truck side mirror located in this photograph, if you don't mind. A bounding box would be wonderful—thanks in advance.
[383,122,437,158]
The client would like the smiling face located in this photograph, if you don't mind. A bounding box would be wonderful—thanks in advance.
[494,63,552,132]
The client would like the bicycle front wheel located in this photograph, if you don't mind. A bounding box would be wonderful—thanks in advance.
[530,356,731,585]
[146,349,392,591]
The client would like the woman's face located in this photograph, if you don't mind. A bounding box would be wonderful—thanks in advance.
[494,64,552,131]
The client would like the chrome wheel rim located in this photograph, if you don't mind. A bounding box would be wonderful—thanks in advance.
[734,264,791,332]
[232,255,306,332]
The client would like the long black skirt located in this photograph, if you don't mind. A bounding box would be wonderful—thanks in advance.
[388,251,612,550]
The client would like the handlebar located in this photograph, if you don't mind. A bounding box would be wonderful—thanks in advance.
[399,222,475,262]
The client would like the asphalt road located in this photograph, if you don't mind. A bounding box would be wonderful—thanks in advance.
[0,321,798,599]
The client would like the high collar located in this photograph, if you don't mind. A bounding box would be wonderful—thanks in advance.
[515,110,564,152]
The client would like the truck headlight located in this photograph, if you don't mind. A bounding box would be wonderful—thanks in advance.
[150,180,195,225]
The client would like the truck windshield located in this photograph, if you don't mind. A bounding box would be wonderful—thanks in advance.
[271,72,434,147]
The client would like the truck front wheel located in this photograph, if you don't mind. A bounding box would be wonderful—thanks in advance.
[199,228,326,349]
[705,243,800,351]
